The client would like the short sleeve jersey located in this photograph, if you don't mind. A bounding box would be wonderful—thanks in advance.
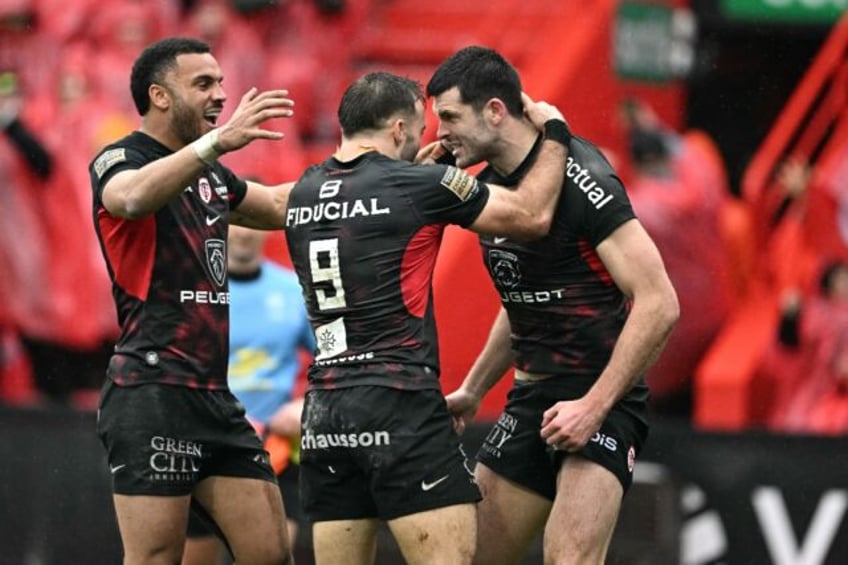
[478,136,648,401]
[285,152,489,391]
[89,131,247,389]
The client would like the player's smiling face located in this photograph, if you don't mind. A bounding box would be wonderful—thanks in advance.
[432,87,496,168]
[162,52,226,145]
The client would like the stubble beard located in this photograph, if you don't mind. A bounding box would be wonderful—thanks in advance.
[171,96,203,146]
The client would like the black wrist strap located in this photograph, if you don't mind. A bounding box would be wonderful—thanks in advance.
[544,119,572,147]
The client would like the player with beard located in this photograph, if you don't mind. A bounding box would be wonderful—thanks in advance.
[427,46,680,565]
[90,37,298,564]
[284,71,569,564]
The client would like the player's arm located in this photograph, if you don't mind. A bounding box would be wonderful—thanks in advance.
[587,220,679,404]
[445,307,513,434]
[230,180,295,229]
[102,88,294,219]
[540,219,679,451]
[469,95,569,240]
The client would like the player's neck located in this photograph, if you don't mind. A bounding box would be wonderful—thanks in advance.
[140,115,185,152]
[488,120,542,177]
[335,137,392,161]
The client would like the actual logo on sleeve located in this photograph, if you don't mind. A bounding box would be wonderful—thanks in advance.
[93,148,127,179]
[205,239,226,287]
[440,166,478,201]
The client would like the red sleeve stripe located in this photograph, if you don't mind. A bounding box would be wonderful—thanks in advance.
[578,238,614,285]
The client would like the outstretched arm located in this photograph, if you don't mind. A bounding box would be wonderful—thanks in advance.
[231,180,296,229]
[446,307,514,434]
[540,219,679,451]
[102,88,294,219]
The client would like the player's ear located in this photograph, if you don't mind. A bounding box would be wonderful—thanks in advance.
[391,118,406,147]
[484,98,507,126]
[149,83,170,111]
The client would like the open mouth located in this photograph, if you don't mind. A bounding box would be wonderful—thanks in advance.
[203,108,222,127]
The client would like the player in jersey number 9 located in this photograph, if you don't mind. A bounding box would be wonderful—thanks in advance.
[283,71,570,565]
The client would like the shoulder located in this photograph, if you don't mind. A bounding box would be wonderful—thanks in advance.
[90,132,154,181]
[567,137,617,177]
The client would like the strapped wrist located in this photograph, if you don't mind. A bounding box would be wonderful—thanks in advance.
[543,119,571,147]
[191,129,222,165]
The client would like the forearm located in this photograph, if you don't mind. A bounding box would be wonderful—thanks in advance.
[231,180,294,229]
[102,144,210,218]
[585,293,678,413]
[462,308,514,398]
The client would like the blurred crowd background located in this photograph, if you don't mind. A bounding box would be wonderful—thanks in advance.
[1,0,847,437]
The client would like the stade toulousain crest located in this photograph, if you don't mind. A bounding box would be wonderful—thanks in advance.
[205,239,226,287]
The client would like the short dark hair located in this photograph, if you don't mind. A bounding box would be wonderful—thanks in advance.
[427,46,524,117]
[130,37,211,116]
[337,72,424,137]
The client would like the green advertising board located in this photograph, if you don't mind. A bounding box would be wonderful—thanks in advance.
[722,0,847,23]
[614,2,696,82]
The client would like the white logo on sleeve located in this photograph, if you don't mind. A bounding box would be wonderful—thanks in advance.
[421,475,449,491]
[109,464,127,474]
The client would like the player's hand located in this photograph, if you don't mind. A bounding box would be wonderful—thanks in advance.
[445,387,481,435]
[215,87,295,152]
[415,140,456,165]
[539,397,605,452]
[522,92,568,132]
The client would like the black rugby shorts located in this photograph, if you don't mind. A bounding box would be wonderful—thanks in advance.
[477,379,649,499]
[299,386,481,522]
[97,379,276,496]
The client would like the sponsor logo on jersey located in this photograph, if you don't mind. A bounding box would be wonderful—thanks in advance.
[440,166,478,201]
[301,429,391,450]
[565,156,614,210]
[286,199,390,227]
[205,239,226,287]
[488,250,570,303]
[199,177,212,203]
[93,148,127,179]
[179,290,230,304]
[499,288,568,304]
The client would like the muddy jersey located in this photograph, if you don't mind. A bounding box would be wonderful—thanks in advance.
[89,131,247,390]
[285,152,488,391]
[479,136,648,401]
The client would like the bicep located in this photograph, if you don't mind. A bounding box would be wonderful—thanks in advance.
[100,169,140,217]
[596,219,675,300]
